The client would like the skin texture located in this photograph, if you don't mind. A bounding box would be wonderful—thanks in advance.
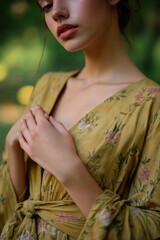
[43,0,112,52]
[7,0,146,216]
[18,106,102,215]
[18,107,77,182]
[6,116,26,199]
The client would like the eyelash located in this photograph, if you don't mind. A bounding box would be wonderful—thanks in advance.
[40,3,53,13]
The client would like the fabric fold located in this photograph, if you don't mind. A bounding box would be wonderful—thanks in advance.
[14,199,85,238]
[0,72,160,239]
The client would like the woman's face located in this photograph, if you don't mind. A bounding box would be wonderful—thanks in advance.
[38,0,113,52]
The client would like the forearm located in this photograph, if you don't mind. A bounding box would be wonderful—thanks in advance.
[62,156,103,217]
[7,144,26,200]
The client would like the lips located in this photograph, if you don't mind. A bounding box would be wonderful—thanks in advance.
[57,24,79,40]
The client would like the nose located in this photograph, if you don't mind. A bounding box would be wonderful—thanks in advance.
[52,1,69,22]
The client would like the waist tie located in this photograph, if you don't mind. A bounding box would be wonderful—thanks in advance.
[16,199,85,238]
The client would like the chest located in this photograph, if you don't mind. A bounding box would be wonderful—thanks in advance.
[51,81,129,130]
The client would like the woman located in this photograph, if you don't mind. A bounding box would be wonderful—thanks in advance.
[0,0,160,239]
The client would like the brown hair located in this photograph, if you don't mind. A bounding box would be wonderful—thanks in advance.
[117,0,141,33]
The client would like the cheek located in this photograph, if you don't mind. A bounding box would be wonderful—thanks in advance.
[45,16,57,37]
[73,0,99,18]
[72,0,109,26]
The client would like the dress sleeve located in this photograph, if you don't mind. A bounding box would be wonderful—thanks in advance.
[0,153,18,231]
[0,72,54,231]
[78,97,160,240]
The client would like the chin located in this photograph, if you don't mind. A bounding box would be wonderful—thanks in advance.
[61,42,89,53]
[58,36,92,52]
[64,46,81,53]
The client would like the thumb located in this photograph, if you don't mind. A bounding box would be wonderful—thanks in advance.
[49,116,67,135]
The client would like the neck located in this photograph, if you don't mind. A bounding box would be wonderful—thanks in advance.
[78,11,144,85]
[82,35,129,83]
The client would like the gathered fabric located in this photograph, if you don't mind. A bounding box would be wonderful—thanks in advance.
[0,71,160,239]
[4,199,85,238]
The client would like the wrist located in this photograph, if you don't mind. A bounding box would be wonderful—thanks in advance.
[61,156,103,216]
[60,154,82,185]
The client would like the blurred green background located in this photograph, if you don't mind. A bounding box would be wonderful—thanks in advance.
[0,0,160,158]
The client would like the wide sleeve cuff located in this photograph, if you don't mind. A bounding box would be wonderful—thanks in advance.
[78,189,160,240]
[0,162,18,231]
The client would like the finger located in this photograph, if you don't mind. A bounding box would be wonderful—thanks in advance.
[20,118,32,143]
[25,109,37,131]
[30,106,47,124]
[44,112,49,120]
[30,105,44,112]
[49,116,67,135]
[31,105,46,115]
[18,131,30,154]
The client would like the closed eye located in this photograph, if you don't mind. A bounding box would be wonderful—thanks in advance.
[41,3,53,13]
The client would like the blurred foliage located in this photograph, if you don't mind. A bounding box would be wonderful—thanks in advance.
[0,0,160,157]
[0,125,11,157]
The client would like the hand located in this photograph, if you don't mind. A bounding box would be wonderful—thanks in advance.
[6,113,26,150]
[18,106,79,182]
[18,106,103,215]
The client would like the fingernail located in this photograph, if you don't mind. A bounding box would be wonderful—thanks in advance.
[44,113,49,118]
[31,105,40,110]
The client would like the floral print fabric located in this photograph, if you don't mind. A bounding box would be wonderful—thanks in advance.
[0,71,160,239]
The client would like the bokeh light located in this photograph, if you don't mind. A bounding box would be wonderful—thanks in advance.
[0,64,8,82]
[17,85,33,105]
[10,1,28,15]
[0,103,24,124]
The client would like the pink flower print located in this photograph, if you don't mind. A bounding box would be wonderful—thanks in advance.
[78,120,90,130]
[98,209,111,226]
[0,232,5,240]
[19,230,31,240]
[39,219,48,233]
[51,226,58,236]
[131,208,139,216]
[148,87,160,95]
[106,130,121,144]
[55,214,81,223]
[140,166,151,183]
[134,91,144,102]
[31,96,41,105]
[50,85,58,94]
[131,208,144,220]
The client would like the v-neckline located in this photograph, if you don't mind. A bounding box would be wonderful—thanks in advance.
[48,70,148,132]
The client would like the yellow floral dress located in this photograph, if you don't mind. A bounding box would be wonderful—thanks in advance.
[0,71,160,240]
